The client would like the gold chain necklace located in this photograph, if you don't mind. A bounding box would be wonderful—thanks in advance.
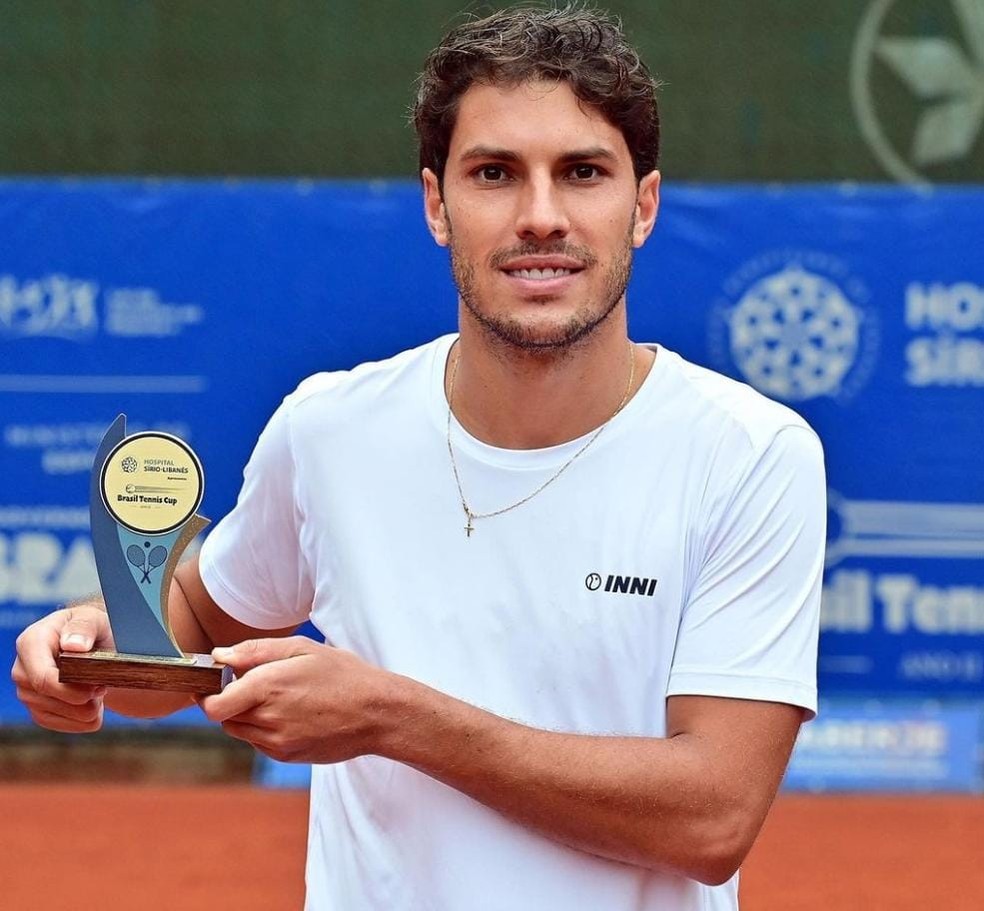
[446,341,636,538]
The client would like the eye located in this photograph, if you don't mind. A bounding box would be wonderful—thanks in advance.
[570,164,602,180]
[476,165,508,182]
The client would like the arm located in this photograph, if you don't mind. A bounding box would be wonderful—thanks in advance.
[10,554,297,730]
[200,638,803,885]
[383,676,802,885]
[383,680,802,884]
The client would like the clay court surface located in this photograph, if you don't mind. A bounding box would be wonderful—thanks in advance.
[3,785,982,910]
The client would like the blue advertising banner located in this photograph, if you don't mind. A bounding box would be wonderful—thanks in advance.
[784,700,984,792]
[658,186,984,703]
[1,180,982,724]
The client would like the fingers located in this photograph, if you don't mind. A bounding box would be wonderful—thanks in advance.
[14,606,111,694]
[219,717,306,763]
[220,719,271,745]
[199,638,315,723]
[59,607,113,652]
[12,659,106,706]
[14,657,106,732]
[201,637,324,722]
[211,636,315,675]
[12,608,110,733]
[198,673,269,723]
[17,688,105,733]
[27,703,104,734]
[14,614,65,696]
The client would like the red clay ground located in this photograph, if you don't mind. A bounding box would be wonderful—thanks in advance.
[743,794,984,910]
[3,787,982,910]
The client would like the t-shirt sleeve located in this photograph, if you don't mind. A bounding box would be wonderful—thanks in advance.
[198,396,314,629]
[667,424,825,718]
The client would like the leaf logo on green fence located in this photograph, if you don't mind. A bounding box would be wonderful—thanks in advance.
[852,0,984,186]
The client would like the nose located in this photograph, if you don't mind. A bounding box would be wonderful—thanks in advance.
[514,173,570,241]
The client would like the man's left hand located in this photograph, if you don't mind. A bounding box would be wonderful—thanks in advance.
[199,637,391,764]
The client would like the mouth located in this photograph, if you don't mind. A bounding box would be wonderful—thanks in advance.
[497,255,587,295]
[504,266,577,281]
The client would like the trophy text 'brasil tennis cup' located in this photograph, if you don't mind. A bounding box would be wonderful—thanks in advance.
[57,415,231,694]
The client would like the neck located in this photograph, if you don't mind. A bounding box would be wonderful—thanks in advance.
[447,308,653,449]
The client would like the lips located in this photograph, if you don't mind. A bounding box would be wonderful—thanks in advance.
[500,268,582,298]
[498,254,586,286]
[506,266,574,280]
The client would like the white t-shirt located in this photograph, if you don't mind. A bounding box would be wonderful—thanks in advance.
[199,334,825,911]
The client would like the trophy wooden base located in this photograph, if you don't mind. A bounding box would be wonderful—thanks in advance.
[57,650,232,695]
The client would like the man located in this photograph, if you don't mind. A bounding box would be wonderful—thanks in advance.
[12,6,825,910]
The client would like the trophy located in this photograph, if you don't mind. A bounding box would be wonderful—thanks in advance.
[57,415,231,694]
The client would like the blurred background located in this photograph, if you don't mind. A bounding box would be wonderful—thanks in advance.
[1,1,983,908]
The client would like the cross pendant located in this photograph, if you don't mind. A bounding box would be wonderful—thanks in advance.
[465,515,474,537]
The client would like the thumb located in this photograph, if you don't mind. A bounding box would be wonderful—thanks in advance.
[211,636,314,674]
[59,608,110,652]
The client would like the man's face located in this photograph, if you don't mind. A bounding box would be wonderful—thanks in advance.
[424,79,659,352]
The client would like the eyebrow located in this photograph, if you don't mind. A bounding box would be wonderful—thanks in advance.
[458,145,619,164]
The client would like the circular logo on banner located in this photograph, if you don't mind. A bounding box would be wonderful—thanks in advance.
[851,0,984,186]
[100,433,204,535]
[709,249,879,403]
[730,265,860,400]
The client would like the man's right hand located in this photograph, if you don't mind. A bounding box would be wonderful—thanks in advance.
[11,557,302,730]
[11,604,114,733]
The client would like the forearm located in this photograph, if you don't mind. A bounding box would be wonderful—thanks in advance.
[105,683,193,718]
[375,677,749,885]
[201,641,800,882]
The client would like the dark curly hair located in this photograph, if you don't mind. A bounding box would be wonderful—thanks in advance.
[412,4,661,184]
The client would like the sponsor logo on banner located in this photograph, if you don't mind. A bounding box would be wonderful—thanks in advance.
[0,274,99,340]
[822,567,984,639]
[709,250,878,402]
[0,506,98,631]
[904,280,984,386]
[3,420,192,475]
[104,287,204,337]
[851,0,984,187]
[785,701,983,792]
[0,273,204,341]
[822,491,984,683]
[826,490,984,567]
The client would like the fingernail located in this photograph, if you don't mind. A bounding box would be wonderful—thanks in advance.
[213,646,231,658]
[64,634,89,648]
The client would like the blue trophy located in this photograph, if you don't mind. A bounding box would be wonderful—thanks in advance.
[57,415,231,694]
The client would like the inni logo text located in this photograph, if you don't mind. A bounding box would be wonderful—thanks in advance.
[586,573,658,597]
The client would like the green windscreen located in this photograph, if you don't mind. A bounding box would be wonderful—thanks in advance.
[2,0,981,183]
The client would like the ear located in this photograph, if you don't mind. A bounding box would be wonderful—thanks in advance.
[632,170,660,248]
[422,168,450,247]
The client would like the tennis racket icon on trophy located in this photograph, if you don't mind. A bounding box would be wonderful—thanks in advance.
[127,543,169,584]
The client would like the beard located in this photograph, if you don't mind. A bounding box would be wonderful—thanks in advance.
[449,226,634,353]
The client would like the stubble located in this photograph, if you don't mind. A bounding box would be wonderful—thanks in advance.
[449,223,635,356]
